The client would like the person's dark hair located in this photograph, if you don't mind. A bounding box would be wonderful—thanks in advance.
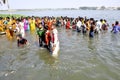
[6,16,10,19]
[86,19,89,22]
[72,22,75,25]
[92,21,96,25]
[100,19,103,22]
[115,21,119,25]
[104,19,107,22]
[0,17,3,20]
[38,22,42,25]
[90,18,94,21]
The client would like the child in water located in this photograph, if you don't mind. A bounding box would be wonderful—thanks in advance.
[16,34,28,47]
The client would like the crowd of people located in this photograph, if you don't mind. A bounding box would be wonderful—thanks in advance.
[0,16,120,49]
[0,16,59,53]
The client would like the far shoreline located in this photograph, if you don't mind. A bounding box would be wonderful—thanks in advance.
[0,6,120,12]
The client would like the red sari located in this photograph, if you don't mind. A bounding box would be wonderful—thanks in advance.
[66,21,70,29]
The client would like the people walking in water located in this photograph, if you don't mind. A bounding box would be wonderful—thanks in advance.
[2,15,119,57]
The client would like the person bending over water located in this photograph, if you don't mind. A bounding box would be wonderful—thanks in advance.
[17,34,28,47]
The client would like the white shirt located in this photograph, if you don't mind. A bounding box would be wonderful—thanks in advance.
[76,20,82,28]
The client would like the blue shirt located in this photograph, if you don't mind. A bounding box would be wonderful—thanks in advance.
[113,25,120,33]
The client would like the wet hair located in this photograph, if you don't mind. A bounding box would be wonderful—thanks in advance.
[104,19,107,22]
[115,21,119,25]
[100,19,103,22]
[90,18,94,21]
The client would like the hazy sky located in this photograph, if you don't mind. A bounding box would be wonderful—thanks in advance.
[0,0,120,9]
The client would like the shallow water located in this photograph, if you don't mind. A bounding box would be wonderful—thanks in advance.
[0,10,120,80]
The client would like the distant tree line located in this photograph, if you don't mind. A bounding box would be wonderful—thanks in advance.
[79,6,120,10]
[79,7,97,10]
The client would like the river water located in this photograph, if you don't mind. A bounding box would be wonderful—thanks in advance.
[0,10,120,80]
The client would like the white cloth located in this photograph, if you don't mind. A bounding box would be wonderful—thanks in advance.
[16,24,20,32]
[96,21,102,30]
[52,28,58,45]
[76,20,82,28]
[19,22,25,38]
[51,28,59,57]
[64,20,66,25]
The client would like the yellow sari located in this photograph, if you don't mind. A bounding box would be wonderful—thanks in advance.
[30,19,36,31]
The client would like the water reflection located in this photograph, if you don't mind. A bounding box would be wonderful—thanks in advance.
[66,29,72,37]
[88,38,95,50]
[36,49,59,65]
[110,33,120,47]
[111,33,120,42]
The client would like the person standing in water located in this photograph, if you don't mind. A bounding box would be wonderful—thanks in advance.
[66,18,70,29]
[89,21,95,37]
[111,21,120,33]
[95,19,102,33]
[36,23,45,47]
[76,18,82,32]
[50,24,59,53]
[45,27,51,51]
[23,17,29,31]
